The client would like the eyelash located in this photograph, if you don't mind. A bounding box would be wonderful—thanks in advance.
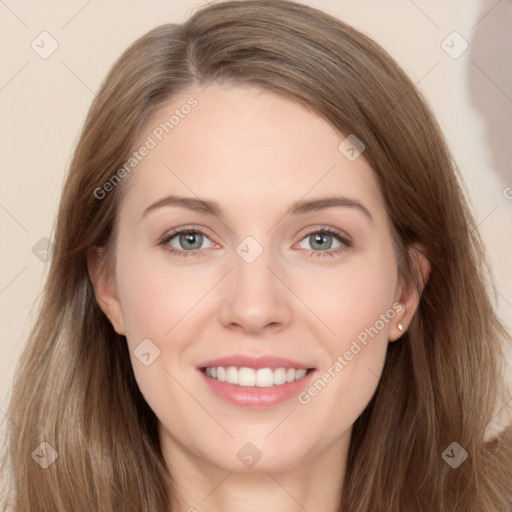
[157,226,352,259]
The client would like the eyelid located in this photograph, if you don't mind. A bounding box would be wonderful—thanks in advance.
[295,224,352,245]
[157,224,217,245]
[158,224,353,258]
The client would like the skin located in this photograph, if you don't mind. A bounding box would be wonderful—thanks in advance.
[89,83,429,512]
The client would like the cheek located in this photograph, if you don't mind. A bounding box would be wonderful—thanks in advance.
[298,258,398,431]
[314,248,398,346]
[118,271,170,341]
[115,243,204,341]
[113,246,200,408]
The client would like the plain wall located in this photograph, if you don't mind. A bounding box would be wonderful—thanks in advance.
[1,0,511,432]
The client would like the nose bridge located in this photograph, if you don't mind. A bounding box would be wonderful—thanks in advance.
[217,233,292,332]
[232,233,279,297]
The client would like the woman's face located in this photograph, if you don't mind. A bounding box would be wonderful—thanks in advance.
[93,83,413,473]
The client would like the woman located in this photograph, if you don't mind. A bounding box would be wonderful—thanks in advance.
[1,1,511,510]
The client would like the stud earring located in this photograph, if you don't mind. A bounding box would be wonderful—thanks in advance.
[397,322,404,332]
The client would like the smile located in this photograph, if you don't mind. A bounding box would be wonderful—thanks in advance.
[203,366,311,387]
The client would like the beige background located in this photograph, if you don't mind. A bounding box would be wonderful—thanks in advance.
[1,0,511,432]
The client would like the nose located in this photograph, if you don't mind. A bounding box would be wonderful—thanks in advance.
[218,243,293,335]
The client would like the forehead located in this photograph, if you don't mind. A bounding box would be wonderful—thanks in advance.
[119,84,385,221]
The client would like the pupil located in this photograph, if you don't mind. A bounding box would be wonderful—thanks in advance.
[312,233,331,250]
[182,232,202,249]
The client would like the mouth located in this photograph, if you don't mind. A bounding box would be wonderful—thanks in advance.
[198,364,318,409]
[200,366,315,388]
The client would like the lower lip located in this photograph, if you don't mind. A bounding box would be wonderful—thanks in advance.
[198,369,317,409]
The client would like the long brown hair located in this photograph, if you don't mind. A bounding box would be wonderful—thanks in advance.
[1,1,511,510]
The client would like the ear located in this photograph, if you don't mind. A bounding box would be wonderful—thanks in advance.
[87,246,126,336]
[389,244,431,342]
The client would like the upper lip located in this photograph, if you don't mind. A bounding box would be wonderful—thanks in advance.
[197,355,315,371]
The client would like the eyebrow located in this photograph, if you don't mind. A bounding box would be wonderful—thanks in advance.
[141,194,373,223]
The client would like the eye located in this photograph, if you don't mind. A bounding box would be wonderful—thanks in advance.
[158,226,352,259]
[158,228,216,258]
[297,228,352,258]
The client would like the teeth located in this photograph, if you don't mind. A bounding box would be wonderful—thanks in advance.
[204,366,309,387]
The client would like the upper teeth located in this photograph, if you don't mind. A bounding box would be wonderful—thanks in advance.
[205,366,308,387]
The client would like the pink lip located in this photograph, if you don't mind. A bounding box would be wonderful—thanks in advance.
[198,368,318,409]
[197,354,314,370]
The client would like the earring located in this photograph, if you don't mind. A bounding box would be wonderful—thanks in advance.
[397,322,404,332]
